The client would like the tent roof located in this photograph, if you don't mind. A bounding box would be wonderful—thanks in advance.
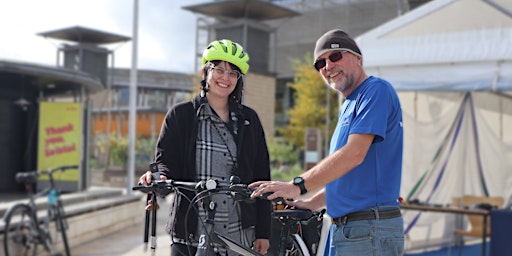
[356,0,512,91]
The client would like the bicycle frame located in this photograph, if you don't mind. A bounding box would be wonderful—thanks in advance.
[3,165,77,256]
[3,176,56,249]
[27,171,67,242]
[193,186,264,256]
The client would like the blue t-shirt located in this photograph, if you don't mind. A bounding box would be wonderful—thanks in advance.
[326,76,403,218]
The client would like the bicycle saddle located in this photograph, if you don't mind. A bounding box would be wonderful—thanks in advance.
[15,172,39,184]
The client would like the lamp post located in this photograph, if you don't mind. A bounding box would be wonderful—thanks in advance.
[127,0,139,194]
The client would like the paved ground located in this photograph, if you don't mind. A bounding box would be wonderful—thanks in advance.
[72,196,172,256]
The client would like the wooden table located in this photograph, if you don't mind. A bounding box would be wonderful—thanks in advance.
[400,204,490,256]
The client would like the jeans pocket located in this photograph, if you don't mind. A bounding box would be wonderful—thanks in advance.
[333,224,374,256]
[340,224,372,241]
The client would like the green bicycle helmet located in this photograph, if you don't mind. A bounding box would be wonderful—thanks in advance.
[201,39,250,74]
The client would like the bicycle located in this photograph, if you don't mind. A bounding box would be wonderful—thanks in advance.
[132,173,323,256]
[267,207,326,256]
[3,165,78,256]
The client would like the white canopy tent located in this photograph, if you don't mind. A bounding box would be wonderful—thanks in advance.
[356,0,512,252]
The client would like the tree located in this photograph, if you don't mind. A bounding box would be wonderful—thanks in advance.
[279,53,340,151]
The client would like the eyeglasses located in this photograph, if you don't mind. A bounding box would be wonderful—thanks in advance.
[210,66,241,80]
[314,51,344,71]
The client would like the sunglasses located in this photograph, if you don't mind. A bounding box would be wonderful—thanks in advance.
[314,51,344,71]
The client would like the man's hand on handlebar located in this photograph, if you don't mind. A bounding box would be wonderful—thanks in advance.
[249,180,300,201]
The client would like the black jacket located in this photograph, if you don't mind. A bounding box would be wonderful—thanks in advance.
[155,94,271,241]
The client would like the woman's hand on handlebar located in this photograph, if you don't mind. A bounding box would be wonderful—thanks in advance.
[253,238,269,255]
[138,171,167,185]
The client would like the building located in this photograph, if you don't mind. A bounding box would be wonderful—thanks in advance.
[89,68,194,138]
[184,0,432,139]
[0,59,103,193]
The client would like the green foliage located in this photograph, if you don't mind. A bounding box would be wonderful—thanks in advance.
[271,163,303,181]
[279,53,339,149]
[94,132,156,168]
[134,136,157,170]
[267,138,298,166]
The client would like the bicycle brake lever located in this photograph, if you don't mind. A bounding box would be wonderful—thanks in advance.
[261,192,289,204]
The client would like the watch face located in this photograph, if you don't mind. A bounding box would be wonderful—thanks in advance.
[293,176,307,194]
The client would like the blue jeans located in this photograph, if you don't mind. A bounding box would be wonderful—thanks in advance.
[324,207,404,256]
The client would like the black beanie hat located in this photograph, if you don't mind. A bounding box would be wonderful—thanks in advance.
[313,29,361,63]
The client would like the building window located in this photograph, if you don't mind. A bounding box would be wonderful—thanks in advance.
[116,88,129,107]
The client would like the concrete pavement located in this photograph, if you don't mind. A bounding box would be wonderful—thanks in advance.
[72,196,173,256]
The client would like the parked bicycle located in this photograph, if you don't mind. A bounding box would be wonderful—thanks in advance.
[132,175,323,256]
[3,165,78,256]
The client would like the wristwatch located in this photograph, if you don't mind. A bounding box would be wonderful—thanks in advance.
[293,177,307,195]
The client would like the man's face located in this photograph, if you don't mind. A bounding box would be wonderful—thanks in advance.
[315,50,361,96]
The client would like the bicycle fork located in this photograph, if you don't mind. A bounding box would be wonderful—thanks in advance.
[196,195,218,256]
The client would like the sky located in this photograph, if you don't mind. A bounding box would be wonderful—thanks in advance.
[0,0,207,74]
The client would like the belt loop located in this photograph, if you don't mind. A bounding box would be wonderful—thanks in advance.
[342,216,348,225]
[372,207,380,220]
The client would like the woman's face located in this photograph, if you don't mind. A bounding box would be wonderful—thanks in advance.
[206,61,240,100]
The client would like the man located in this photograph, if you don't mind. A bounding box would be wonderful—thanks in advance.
[251,29,404,255]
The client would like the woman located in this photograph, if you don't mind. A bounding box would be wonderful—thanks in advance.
[139,39,271,255]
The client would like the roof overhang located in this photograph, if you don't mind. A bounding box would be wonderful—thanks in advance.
[0,59,104,95]
[183,0,301,21]
[38,26,131,45]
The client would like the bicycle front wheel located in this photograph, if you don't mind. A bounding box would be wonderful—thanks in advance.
[287,234,309,256]
[52,200,71,256]
[3,204,40,256]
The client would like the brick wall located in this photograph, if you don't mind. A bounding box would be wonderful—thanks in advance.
[244,73,276,138]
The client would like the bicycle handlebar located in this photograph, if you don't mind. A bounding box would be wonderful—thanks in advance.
[15,165,79,184]
[133,176,262,254]
[44,165,79,174]
[132,178,257,201]
[133,174,322,256]
[132,177,290,206]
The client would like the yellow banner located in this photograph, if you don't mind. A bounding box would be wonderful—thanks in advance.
[37,102,81,181]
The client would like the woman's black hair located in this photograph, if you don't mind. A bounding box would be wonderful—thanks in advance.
[201,60,244,104]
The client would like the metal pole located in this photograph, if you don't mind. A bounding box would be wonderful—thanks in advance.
[325,90,330,157]
[127,0,139,194]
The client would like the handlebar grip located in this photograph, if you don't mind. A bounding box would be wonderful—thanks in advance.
[132,185,154,194]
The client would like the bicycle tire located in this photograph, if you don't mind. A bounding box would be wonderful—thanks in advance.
[287,234,309,256]
[3,204,41,256]
[53,200,71,256]
[268,233,309,256]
